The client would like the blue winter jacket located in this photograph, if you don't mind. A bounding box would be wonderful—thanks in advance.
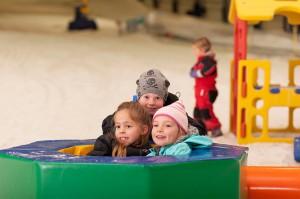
[147,134,212,156]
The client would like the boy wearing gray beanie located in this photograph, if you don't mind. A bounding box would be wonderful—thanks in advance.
[136,69,170,101]
[135,69,171,116]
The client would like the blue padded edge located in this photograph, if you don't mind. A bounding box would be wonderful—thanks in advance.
[270,87,280,94]
[0,139,248,165]
[294,137,300,162]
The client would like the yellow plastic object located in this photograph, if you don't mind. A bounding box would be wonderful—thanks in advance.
[236,59,300,144]
[80,0,89,15]
[229,0,300,24]
[289,60,300,86]
[59,144,93,156]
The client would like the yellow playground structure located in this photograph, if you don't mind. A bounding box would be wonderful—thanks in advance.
[228,0,300,144]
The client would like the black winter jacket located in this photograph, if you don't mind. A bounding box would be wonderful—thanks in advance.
[88,133,150,156]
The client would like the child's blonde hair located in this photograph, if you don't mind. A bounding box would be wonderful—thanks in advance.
[193,37,211,52]
[112,101,151,157]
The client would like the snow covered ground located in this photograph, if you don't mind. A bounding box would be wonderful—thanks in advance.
[0,4,299,166]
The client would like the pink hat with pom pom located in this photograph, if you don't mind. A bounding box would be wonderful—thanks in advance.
[153,100,188,134]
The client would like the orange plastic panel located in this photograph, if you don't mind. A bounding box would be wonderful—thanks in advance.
[246,166,300,199]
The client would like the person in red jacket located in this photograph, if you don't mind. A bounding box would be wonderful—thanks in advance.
[190,37,223,137]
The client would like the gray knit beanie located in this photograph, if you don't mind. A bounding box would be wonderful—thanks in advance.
[136,69,170,101]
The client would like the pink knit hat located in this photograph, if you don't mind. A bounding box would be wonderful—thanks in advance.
[153,101,188,134]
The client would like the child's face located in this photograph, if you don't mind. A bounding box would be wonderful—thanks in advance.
[152,115,183,147]
[138,93,164,115]
[114,109,147,146]
[192,46,205,57]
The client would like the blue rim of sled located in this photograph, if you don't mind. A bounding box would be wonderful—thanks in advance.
[295,137,300,162]
[0,139,248,164]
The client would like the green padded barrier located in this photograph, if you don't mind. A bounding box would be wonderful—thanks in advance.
[0,140,248,199]
[0,155,38,199]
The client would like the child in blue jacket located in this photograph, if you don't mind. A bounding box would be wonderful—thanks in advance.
[147,101,212,156]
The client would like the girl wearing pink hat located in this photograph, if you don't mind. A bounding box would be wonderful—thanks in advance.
[147,101,212,156]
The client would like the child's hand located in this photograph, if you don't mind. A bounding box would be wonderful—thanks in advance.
[190,69,202,78]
